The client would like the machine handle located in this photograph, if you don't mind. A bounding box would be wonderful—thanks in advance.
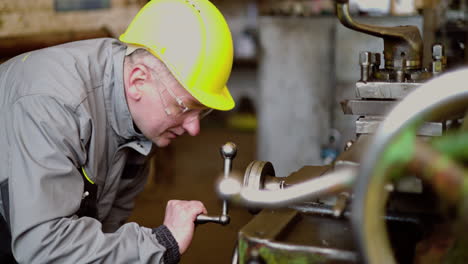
[218,167,357,208]
[336,0,420,43]
[195,214,230,225]
[195,142,237,225]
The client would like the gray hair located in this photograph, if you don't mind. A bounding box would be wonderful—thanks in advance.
[124,47,174,83]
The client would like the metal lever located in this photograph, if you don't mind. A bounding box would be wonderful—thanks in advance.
[218,166,356,208]
[336,0,423,70]
[194,214,230,225]
[195,142,237,225]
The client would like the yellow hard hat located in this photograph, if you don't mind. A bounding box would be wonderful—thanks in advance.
[120,0,235,110]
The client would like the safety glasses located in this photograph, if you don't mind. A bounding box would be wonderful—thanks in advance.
[152,70,213,122]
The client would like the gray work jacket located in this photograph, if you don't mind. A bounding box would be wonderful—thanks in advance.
[0,38,179,263]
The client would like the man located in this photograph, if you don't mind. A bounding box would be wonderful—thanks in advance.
[0,0,234,263]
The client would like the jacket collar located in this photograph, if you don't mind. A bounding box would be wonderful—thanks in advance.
[105,41,152,155]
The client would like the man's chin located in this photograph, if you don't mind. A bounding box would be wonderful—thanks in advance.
[154,137,172,148]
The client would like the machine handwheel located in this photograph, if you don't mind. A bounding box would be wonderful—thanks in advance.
[243,161,276,190]
[352,70,468,263]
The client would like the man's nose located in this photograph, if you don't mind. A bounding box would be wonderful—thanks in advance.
[182,117,200,136]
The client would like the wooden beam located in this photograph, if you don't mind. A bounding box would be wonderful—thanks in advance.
[0,28,113,59]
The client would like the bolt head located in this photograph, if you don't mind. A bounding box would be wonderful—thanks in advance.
[359,51,371,65]
[432,44,444,60]
[432,61,443,73]
[344,140,354,151]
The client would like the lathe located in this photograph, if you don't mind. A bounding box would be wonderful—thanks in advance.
[204,1,468,263]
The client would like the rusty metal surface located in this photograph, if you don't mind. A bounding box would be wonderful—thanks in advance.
[238,209,357,263]
[239,200,431,264]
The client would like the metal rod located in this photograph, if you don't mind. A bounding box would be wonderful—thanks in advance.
[220,167,356,208]
[195,142,236,225]
[290,202,423,225]
[222,158,232,216]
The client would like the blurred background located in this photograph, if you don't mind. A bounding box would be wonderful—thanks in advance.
[1,0,467,262]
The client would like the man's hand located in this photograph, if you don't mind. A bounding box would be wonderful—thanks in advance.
[163,200,207,254]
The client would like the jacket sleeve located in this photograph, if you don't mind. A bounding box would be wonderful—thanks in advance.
[7,95,178,264]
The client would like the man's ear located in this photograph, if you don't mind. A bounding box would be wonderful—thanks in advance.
[126,64,150,101]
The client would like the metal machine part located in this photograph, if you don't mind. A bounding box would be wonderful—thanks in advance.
[354,82,421,99]
[352,69,468,263]
[336,0,424,73]
[218,1,460,263]
[236,192,434,264]
[341,99,396,116]
[243,161,279,191]
[195,142,237,225]
[238,208,358,263]
[435,2,468,70]
[219,164,356,208]
[224,129,441,263]
[336,0,448,138]
[431,44,446,75]
[355,117,443,137]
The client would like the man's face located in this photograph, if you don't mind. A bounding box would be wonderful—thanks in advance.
[131,70,209,147]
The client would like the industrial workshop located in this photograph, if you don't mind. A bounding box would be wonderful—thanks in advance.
[1,0,468,263]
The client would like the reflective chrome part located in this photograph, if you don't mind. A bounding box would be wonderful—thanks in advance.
[360,51,371,82]
[221,142,237,218]
[196,142,237,225]
[243,161,276,191]
[220,167,356,208]
[195,214,230,225]
[231,243,239,264]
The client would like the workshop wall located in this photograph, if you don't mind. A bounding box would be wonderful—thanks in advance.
[0,0,141,38]
[0,0,142,60]
[258,16,335,176]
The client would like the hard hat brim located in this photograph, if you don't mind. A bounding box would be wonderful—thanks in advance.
[189,84,235,111]
[144,45,235,111]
